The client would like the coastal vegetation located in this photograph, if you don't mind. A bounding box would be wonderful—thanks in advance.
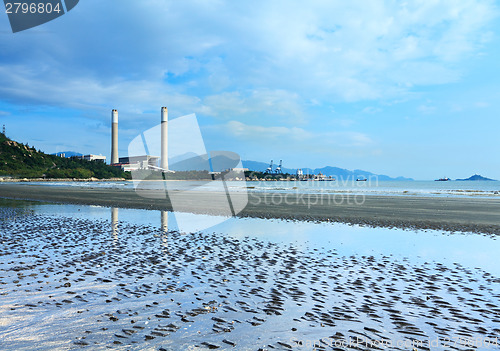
[244,171,293,180]
[0,133,130,179]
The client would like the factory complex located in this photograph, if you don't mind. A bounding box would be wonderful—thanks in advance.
[109,107,169,172]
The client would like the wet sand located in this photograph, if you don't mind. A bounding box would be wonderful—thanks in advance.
[1,183,500,234]
[1,207,500,350]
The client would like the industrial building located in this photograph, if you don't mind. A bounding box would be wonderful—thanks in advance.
[110,107,170,172]
[117,155,160,172]
[230,167,249,172]
[78,154,106,162]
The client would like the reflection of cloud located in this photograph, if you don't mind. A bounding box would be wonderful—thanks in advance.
[0,111,11,116]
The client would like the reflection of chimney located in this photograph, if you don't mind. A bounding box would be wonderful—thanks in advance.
[111,207,118,239]
[161,210,168,233]
[161,210,168,252]
[161,107,168,170]
[111,109,118,164]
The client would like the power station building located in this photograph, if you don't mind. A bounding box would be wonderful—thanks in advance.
[110,107,170,172]
[117,155,160,172]
[78,154,107,162]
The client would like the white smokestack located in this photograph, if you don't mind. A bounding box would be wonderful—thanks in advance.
[111,109,118,164]
[161,107,168,170]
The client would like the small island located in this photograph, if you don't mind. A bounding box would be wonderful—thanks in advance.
[456,174,497,181]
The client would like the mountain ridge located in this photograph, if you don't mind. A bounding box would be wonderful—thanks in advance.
[241,160,413,181]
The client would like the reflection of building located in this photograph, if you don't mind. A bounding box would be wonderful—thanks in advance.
[116,155,160,171]
[78,154,107,162]
[160,211,169,253]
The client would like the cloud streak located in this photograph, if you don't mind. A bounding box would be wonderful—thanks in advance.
[220,120,373,148]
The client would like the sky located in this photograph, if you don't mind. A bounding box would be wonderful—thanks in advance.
[0,0,499,180]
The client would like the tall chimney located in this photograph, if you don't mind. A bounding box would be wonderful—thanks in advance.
[161,107,168,170]
[111,109,118,164]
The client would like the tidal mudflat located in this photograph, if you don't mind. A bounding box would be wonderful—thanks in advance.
[1,201,500,350]
[2,183,500,234]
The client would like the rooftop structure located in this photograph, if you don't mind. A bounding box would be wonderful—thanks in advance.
[78,154,106,162]
[118,155,160,171]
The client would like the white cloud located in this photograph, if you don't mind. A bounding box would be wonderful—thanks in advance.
[0,0,496,118]
[216,120,373,148]
[362,107,382,114]
[202,89,304,123]
[475,102,489,108]
[331,119,356,127]
[225,120,311,140]
[0,64,203,119]
[418,104,436,114]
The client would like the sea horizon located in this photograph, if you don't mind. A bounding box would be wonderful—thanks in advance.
[6,179,500,199]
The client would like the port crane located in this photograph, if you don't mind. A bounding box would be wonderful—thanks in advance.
[275,160,283,174]
[265,160,273,174]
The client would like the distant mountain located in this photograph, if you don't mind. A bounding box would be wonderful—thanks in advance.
[456,174,497,181]
[318,167,413,181]
[51,151,83,158]
[171,153,241,172]
[241,160,413,181]
[169,152,199,165]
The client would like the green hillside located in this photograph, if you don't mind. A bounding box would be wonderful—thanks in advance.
[0,133,130,179]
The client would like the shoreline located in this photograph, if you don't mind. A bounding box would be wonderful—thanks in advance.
[0,177,128,182]
[1,183,500,234]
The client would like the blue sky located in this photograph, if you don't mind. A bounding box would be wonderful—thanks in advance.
[0,0,499,180]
